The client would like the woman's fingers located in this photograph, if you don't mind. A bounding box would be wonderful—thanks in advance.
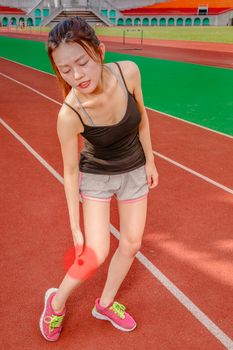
[72,229,85,256]
[148,173,158,188]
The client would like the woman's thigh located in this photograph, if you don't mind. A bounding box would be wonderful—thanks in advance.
[117,196,148,252]
[82,198,111,264]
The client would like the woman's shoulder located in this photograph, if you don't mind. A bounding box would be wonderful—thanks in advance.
[107,61,140,93]
[106,60,139,75]
[62,88,82,114]
[58,89,84,132]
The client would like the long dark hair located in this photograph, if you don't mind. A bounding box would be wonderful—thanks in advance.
[47,17,102,98]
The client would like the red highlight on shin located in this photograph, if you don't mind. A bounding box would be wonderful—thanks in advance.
[64,245,98,281]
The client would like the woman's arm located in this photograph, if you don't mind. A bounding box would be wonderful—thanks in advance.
[126,61,158,188]
[57,104,84,247]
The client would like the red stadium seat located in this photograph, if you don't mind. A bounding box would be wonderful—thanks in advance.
[121,0,233,16]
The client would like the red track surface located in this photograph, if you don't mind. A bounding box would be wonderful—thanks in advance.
[1,40,233,350]
[100,35,233,69]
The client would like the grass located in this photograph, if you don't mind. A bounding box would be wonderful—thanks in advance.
[94,26,233,44]
[0,35,233,135]
[1,25,233,43]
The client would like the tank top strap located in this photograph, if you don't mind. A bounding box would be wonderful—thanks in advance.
[72,88,96,126]
[114,62,129,94]
[63,101,85,127]
[104,64,127,96]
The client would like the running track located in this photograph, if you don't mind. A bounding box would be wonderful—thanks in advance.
[1,53,233,349]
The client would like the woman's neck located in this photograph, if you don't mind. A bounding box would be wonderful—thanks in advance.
[75,65,117,108]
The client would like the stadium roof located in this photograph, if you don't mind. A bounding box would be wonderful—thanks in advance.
[0,6,26,15]
[145,0,233,8]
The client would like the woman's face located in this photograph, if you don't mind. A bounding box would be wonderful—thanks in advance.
[52,41,104,94]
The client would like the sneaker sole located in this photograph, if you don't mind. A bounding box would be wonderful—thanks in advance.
[91,307,137,332]
[39,287,60,341]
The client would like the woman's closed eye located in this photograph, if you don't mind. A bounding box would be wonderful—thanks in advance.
[61,60,89,74]
[79,60,89,66]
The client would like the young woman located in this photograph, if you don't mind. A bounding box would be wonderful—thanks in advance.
[39,16,158,341]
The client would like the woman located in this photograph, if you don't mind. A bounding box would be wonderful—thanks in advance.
[39,16,158,341]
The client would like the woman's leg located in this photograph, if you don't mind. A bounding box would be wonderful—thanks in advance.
[52,198,111,313]
[99,196,147,307]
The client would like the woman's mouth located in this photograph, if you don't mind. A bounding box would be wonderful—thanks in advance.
[78,80,91,89]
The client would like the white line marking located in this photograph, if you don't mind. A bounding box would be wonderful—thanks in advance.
[0,72,60,105]
[154,151,233,195]
[0,56,55,76]
[1,116,233,349]
[146,106,233,140]
[1,71,232,195]
[110,226,233,350]
[0,118,63,184]
[1,56,232,140]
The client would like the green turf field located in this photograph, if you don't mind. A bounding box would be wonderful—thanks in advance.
[1,36,233,136]
[1,25,233,43]
[95,26,233,44]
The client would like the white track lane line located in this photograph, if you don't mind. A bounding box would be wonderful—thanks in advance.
[146,106,233,140]
[0,72,60,105]
[1,116,233,349]
[0,56,54,76]
[1,56,233,140]
[154,151,233,195]
[0,71,232,195]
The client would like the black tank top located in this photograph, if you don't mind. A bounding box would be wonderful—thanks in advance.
[63,62,146,175]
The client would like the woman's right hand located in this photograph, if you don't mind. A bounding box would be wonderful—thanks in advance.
[72,227,84,257]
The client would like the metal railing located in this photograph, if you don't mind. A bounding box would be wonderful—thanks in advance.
[25,0,46,18]
[40,5,63,26]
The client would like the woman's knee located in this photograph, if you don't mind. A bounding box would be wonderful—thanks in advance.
[94,246,110,266]
[119,238,142,257]
[68,245,109,281]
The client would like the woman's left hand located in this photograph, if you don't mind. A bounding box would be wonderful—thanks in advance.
[145,160,159,189]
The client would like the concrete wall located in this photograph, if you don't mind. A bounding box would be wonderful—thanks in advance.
[0,0,36,8]
[61,0,87,7]
[215,10,233,25]
[0,0,165,10]
[115,15,215,26]
[109,0,166,10]
[0,0,53,9]
[59,0,165,9]
[114,13,233,26]
[1,0,231,26]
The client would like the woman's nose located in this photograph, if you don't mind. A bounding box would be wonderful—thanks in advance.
[74,68,84,80]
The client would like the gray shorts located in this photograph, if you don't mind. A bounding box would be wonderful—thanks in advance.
[79,165,149,202]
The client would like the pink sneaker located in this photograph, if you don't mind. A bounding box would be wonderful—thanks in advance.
[92,298,137,332]
[39,288,66,341]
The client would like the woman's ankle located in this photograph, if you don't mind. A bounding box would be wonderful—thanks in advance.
[51,294,66,314]
[99,297,113,308]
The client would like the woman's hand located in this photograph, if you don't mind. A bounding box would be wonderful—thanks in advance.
[145,160,159,189]
[72,227,84,257]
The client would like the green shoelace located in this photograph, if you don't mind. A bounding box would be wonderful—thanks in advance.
[109,302,126,319]
[44,314,64,333]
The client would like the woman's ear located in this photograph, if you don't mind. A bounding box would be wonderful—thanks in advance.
[98,42,105,62]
